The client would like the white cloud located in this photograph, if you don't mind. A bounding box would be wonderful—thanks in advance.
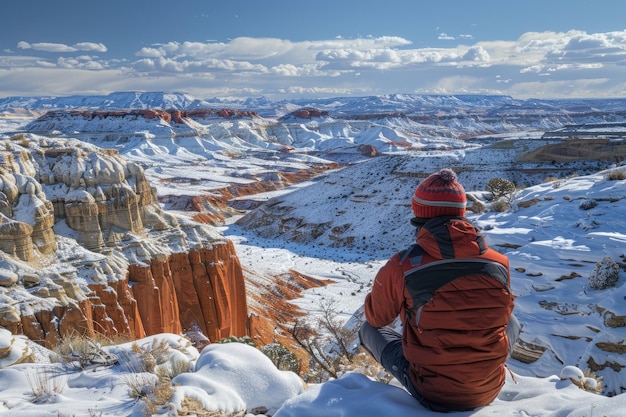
[74,42,107,53]
[17,41,107,53]
[36,60,56,68]
[4,31,626,99]
[56,56,105,70]
[463,46,490,62]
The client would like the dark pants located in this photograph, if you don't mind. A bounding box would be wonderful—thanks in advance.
[358,315,521,407]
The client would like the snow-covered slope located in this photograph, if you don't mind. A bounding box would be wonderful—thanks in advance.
[0,92,625,414]
[236,159,626,395]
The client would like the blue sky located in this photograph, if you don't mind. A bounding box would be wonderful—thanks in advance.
[1,0,625,100]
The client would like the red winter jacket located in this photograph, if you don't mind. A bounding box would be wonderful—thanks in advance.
[364,216,514,411]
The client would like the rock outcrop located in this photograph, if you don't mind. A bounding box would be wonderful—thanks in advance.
[0,328,34,366]
[0,134,248,350]
[29,108,258,132]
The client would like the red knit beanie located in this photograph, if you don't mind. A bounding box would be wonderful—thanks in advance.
[412,168,466,218]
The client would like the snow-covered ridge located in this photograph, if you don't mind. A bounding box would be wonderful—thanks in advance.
[4,91,626,116]
[8,92,626,160]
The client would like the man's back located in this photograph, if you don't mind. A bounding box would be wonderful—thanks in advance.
[360,169,518,412]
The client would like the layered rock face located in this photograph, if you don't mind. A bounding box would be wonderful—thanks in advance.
[0,134,248,350]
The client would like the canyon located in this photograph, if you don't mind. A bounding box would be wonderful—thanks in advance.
[0,134,252,352]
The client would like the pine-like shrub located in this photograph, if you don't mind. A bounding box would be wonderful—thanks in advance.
[486,177,516,202]
[588,256,621,290]
[260,342,301,374]
[219,336,257,347]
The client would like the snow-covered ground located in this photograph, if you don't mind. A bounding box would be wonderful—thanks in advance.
[0,108,625,416]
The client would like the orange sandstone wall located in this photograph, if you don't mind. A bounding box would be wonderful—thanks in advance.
[0,239,249,350]
[127,239,249,347]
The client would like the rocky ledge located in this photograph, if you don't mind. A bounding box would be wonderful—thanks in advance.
[0,133,248,350]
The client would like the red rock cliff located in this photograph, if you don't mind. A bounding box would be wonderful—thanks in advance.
[0,135,249,351]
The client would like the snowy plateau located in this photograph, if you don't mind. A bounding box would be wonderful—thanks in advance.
[0,91,625,416]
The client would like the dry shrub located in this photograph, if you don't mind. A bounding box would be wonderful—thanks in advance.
[571,369,604,394]
[52,333,120,369]
[25,365,67,402]
[606,169,626,181]
[350,347,393,383]
[142,380,175,416]
[517,198,541,209]
[117,337,191,415]
[128,338,173,373]
[156,358,192,381]
[491,200,510,212]
[290,300,359,383]
[466,194,485,213]
[178,397,246,417]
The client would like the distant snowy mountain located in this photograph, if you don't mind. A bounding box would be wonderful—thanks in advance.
[0,91,212,111]
[4,91,626,119]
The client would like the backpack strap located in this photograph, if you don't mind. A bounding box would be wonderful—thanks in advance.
[404,258,510,310]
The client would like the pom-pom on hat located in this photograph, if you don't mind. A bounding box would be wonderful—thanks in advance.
[412,168,466,219]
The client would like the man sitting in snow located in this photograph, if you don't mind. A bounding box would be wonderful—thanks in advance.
[359,168,520,411]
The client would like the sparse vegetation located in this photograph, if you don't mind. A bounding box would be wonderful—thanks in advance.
[567,367,604,394]
[219,335,257,347]
[492,200,511,212]
[52,333,119,370]
[579,199,598,210]
[261,342,301,374]
[588,256,621,290]
[486,177,517,203]
[288,300,389,384]
[25,365,67,403]
[517,198,541,209]
[117,338,191,416]
[177,397,246,416]
[606,168,626,181]
[466,194,486,213]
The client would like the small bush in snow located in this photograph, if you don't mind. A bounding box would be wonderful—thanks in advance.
[560,365,603,394]
[588,256,621,290]
[25,366,67,403]
[290,300,359,383]
[606,169,626,181]
[465,193,483,212]
[261,342,301,374]
[579,199,598,210]
[486,177,516,202]
[52,333,119,370]
[219,335,257,347]
[491,200,510,212]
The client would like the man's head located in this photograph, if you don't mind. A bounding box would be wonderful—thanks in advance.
[411,168,466,221]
